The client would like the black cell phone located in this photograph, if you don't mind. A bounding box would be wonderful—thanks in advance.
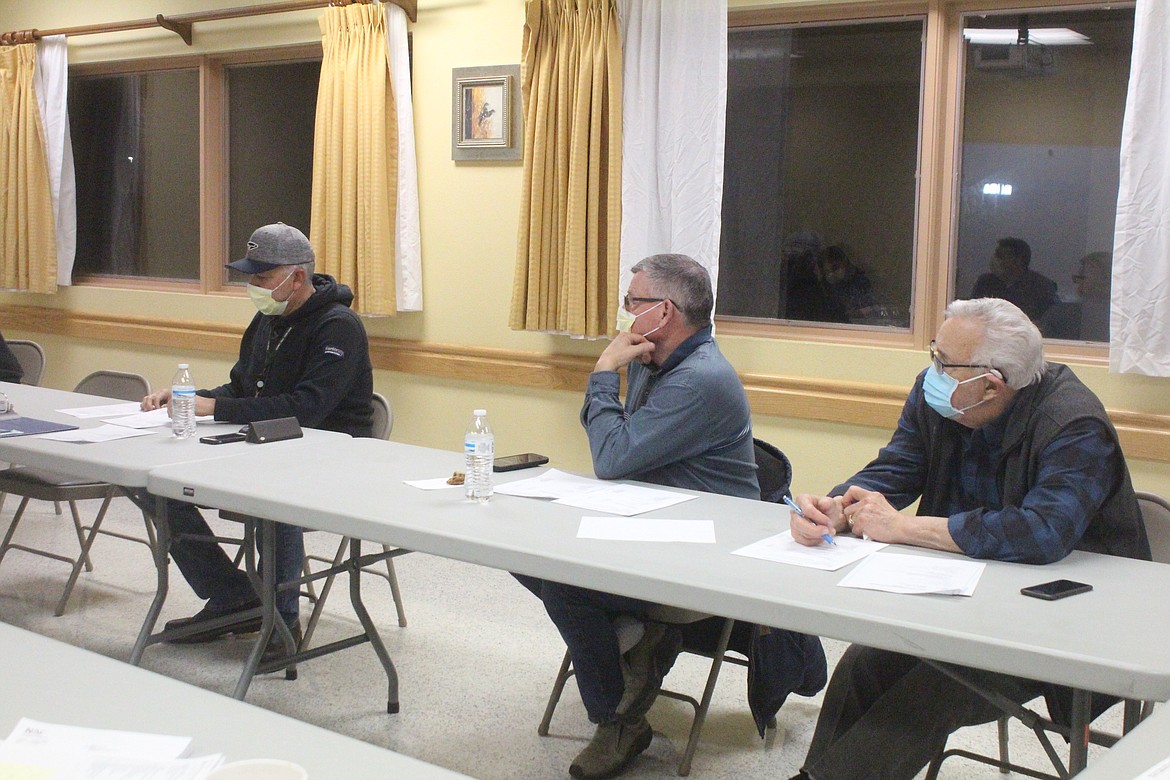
[199,432,247,445]
[494,453,550,472]
[1020,579,1093,601]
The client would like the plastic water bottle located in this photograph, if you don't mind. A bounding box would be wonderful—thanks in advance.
[463,409,494,503]
[171,363,197,439]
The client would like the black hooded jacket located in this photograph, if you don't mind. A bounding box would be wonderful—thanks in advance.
[200,273,373,438]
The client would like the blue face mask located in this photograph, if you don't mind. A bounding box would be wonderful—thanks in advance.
[923,366,992,419]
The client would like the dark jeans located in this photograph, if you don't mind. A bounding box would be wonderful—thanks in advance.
[803,645,1045,780]
[132,492,304,624]
[514,574,661,723]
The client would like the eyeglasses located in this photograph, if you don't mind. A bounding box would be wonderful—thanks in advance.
[929,341,1000,378]
[623,294,665,311]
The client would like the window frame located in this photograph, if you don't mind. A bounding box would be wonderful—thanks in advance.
[722,0,1128,365]
[68,43,323,295]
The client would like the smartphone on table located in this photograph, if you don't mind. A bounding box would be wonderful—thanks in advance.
[1020,579,1092,601]
[494,453,550,472]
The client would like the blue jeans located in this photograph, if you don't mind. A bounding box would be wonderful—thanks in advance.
[133,492,303,624]
[514,574,660,723]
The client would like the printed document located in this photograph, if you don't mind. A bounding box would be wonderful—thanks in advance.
[496,468,696,516]
[58,402,142,419]
[836,552,985,596]
[731,531,886,571]
[40,424,157,443]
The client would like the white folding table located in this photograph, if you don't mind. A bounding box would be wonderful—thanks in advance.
[0,383,396,705]
[0,622,469,779]
[145,436,1170,773]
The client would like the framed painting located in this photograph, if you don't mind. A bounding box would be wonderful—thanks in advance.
[452,64,522,161]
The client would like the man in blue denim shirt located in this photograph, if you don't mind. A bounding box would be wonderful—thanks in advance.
[518,254,758,780]
[787,297,1149,780]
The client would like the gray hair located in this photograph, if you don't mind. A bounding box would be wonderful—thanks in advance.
[945,298,1045,389]
[629,254,713,327]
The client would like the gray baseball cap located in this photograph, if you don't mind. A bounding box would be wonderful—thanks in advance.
[226,222,315,274]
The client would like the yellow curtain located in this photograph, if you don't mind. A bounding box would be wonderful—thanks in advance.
[0,44,57,294]
[311,3,398,315]
[510,0,622,338]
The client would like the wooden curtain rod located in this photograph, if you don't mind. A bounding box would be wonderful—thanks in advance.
[0,0,417,47]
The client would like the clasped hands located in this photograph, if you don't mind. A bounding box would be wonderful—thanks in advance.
[789,486,905,547]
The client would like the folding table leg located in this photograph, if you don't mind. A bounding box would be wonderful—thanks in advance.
[347,537,400,713]
[130,493,173,665]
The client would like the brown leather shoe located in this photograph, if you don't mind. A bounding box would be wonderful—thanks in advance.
[569,715,653,779]
[163,599,262,644]
[261,620,302,665]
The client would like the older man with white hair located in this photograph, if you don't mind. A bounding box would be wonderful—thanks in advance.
[787,297,1150,780]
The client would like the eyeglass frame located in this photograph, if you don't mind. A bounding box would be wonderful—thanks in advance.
[928,340,1006,383]
[622,294,666,311]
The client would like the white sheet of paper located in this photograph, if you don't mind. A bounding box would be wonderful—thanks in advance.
[1135,755,1170,779]
[57,403,142,419]
[731,530,886,571]
[494,468,599,498]
[554,483,697,517]
[0,744,223,780]
[405,477,465,490]
[102,409,214,429]
[836,552,985,596]
[577,516,716,543]
[40,425,157,443]
[4,718,191,759]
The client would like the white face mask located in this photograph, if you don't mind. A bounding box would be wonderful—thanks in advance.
[615,299,665,335]
[246,269,296,316]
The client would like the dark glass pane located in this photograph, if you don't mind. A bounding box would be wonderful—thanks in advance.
[68,70,200,280]
[954,8,1133,342]
[718,21,923,327]
[225,60,321,282]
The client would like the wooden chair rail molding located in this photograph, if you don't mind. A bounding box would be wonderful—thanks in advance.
[3,305,1168,462]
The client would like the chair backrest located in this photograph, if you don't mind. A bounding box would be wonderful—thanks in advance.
[753,438,793,504]
[372,392,393,440]
[74,370,151,402]
[1136,491,1170,564]
[7,340,45,386]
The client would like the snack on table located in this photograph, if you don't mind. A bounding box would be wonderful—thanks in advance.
[447,471,466,485]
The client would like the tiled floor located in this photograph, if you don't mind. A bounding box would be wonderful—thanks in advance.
[0,496,1124,779]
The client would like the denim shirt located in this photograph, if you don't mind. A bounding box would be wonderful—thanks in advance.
[580,326,759,499]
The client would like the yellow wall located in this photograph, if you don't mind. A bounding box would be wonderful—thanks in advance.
[1,0,1168,499]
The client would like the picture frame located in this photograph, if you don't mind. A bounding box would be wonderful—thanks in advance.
[452,64,522,162]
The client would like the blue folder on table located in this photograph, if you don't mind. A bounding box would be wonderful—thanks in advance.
[0,417,79,437]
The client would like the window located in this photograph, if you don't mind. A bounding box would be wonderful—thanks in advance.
[70,68,201,280]
[718,19,924,329]
[953,6,1134,343]
[68,48,321,290]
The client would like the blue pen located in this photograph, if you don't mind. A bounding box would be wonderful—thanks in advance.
[784,495,837,546]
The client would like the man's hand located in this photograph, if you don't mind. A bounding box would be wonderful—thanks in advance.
[141,388,171,411]
[839,486,905,542]
[840,486,961,552]
[194,396,216,417]
[595,332,656,373]
[789,493,846,547]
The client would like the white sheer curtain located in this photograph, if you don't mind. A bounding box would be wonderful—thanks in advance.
[1111,1,1170,375]
[34,35,76,287]
[386,3,422,311]
[616,0,727,312]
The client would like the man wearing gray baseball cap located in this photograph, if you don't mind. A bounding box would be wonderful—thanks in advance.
[135,222,374,660]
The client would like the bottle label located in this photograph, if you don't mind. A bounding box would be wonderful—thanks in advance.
[464,439,493,455]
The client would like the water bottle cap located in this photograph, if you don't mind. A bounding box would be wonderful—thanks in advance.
[178,363,189,369]
[473,409,487,416]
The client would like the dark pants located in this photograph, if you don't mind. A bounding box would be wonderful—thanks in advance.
[515,574,660,723]
[803,646,1045,780]
[133,492,304,624]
